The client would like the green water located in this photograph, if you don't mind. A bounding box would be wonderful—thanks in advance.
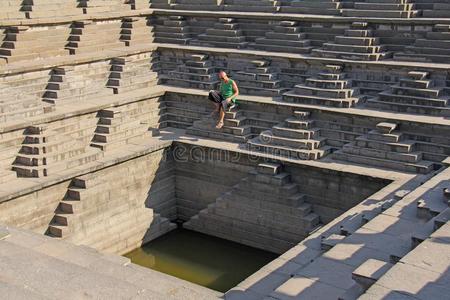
[124,228,278,292]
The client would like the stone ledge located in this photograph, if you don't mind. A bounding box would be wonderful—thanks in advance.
[0,125,409,206]
[0,86,166,134]
[163,85,450,127]
[152,8,450,25]
[157,43,450,71]
[0,9,154,27]
[0,138,172,204]
[2,30,450,78]
[166,128,410,181]
[0,44,157,77]
[443,157,450,166]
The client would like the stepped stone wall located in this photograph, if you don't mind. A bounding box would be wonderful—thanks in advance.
[0,146,176,255]
[0,140,389,255]
[174,143,389,236]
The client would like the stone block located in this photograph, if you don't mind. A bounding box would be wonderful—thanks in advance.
[352,259,393,290]
[257,162,281,175]
[376,122,398,134]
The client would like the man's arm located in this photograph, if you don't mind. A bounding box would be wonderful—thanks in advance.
[226,81,239,102]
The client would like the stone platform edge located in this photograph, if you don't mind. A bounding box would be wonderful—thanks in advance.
[0,9,154,27]
[0,138,172,205]
[152,8,450,25]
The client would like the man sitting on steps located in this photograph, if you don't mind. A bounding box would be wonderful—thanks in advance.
[208,70,239,129]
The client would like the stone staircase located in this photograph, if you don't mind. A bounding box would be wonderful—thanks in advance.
[153,15,193,44]
[171,0,221,11]
[248,110,332,160]
[12,118,102,178]
[422,0,450,17]
[192,18,249,49]
[253,21,313,54]
[342,0,419,18]
[232,60,287,97]
[395,24,450,64]
[0,85,47,123]
[223,0,280,12]
[280,0,344,15]
[42,61,113,104]
[312,22,391,61]
[106,53,159,94]
[90,103,153,151]
[367,71,450,117]
[162,53,219,90]
[283,64,361,108]
[120,17,154,47]
[150,0,171,8]
[313,117,371,149]
[0,25,70,63]
[0,0,26,20]
[131,0,151,10]
[46,173,175,254]
[0,69,53,122]
[78,0,133,14]
[161,92,211,129]
[333,122,437,174]
[0,133,23,184]
[186,107,254,143]
[65,20,123,55]
[22,0,83,19]
[184,163,320,254]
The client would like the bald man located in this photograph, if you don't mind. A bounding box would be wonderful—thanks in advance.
[208,70,239,129]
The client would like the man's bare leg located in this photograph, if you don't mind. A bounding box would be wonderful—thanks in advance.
[216,107,225,129]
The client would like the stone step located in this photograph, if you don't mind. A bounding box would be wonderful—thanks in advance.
[283,91,358,108]
[352,259,393,290]
[252,43,312,54]
[390,85,442,99]
[342,9,418,18]
[272,124,319,139]
[333,150,435,174]
[186,127,252,143]
[285,118,315,130]
[260,130,326,150]
[211,199,316,235]
[367,129,403,143]
[343,143,423,163]
[248,136,331,160]
[355,136,415,153]
[296,85,357,99]
[248,169,291,185]
[257,162,281,175]
[312,49,391,61]
[232,186,308,206]
[379,91,448,107]
[218,193,315,223]
[366,98,450,117]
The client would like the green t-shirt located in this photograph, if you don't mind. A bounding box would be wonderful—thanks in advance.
[220,79,236,102]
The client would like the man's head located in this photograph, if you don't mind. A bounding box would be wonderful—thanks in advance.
[218,70,228,81]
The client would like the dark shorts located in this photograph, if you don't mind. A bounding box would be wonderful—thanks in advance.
[208,90,234,110]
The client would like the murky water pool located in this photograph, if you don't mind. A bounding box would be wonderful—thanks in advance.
[124,228,277,292]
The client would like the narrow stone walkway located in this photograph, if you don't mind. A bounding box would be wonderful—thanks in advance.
[0,225,222,300]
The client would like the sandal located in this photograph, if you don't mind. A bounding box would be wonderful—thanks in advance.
[215,121,224,129]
